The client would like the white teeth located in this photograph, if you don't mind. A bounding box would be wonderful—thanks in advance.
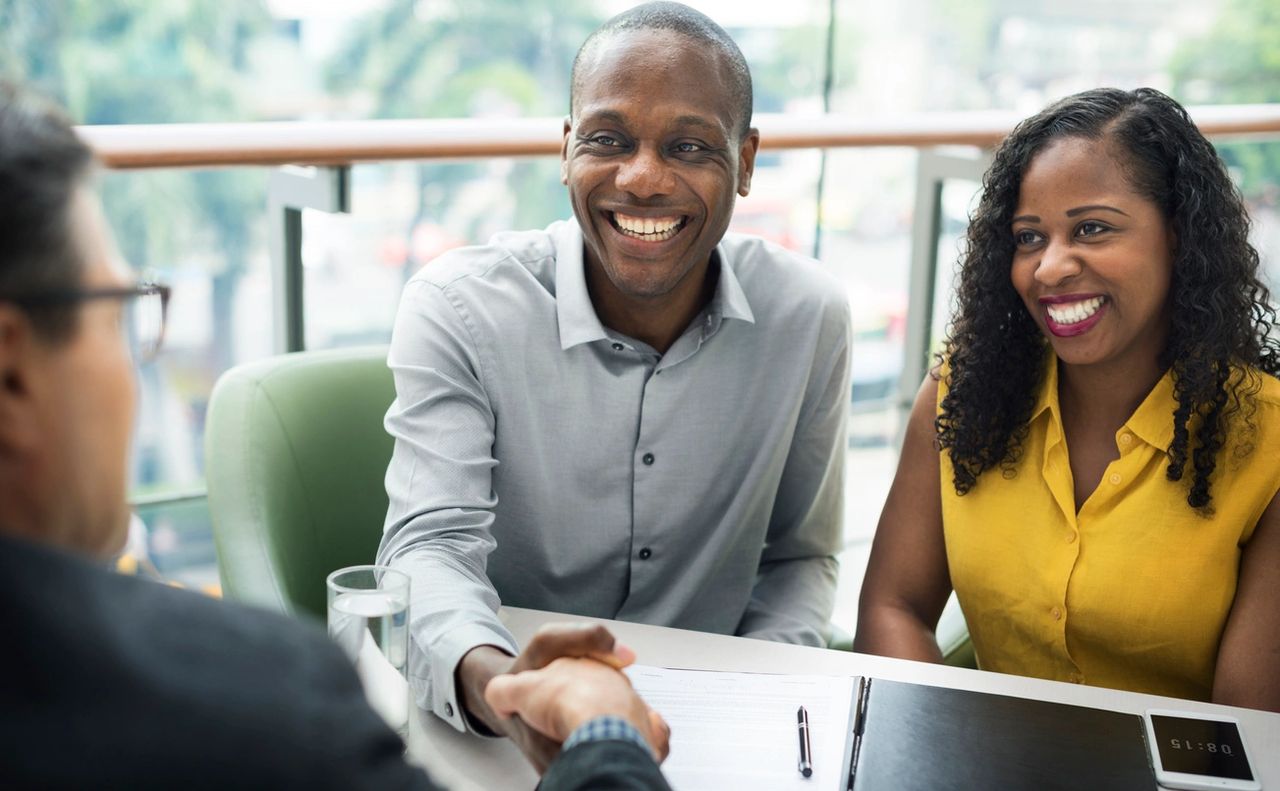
[1046,296,1105,325]
[613,212,682,241]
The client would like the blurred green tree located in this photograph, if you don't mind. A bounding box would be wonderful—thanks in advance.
[0,0,268,372]
[326,0,598,260]
[1171,0,1280,198]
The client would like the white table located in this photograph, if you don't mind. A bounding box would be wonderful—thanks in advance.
[407,607,1280,790]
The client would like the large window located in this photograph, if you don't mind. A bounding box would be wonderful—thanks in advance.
[4,0,1277,632]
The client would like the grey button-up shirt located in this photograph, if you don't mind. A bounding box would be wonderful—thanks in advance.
[379,220,851,731]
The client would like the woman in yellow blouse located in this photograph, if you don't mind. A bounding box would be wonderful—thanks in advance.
[854,88,1280,712]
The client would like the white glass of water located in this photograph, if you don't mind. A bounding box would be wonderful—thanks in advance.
[326,565,410,739]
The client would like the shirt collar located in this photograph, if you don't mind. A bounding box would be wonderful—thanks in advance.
[708,247,755,325]
[552,220,609,350]
[1029,348,1058,423]
[1029,349,1176,453]
[1124,367,1176,452]
[553,220,755,350]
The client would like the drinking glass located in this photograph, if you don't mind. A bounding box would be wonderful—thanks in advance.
[326,565,410,738]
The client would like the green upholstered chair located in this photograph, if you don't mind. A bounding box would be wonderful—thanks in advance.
[205,346,394,621]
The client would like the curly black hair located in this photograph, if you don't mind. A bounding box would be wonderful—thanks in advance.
[937,87,1280,511]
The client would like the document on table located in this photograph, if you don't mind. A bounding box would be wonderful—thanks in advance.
[626,665,861,791]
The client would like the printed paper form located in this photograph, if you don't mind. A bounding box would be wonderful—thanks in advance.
[626,665,858,791]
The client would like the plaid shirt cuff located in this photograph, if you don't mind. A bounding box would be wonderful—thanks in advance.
[563,715,651,756]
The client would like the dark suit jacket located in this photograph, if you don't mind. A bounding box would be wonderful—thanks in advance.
[0,534,670,790]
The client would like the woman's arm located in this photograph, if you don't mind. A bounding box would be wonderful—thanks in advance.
[1212,489,1280,712]
[853,375,953,662]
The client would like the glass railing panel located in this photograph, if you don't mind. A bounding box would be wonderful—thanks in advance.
[813,145,917,633]
[809,147,916,563]
[1244,176,1280,292]
[301,158,572,350]
[109,167,273,583]
[132,497,221,591]
[933,176,982,348]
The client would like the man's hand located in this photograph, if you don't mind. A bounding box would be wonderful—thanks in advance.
[455,623,637,772]
[486,656,670,762]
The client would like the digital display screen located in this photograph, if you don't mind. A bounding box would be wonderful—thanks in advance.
[1151,715,1253,780]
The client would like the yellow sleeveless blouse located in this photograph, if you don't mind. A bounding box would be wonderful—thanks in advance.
[939,357,1280,701]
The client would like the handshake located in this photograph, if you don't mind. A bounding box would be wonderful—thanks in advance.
[465,623,672,773]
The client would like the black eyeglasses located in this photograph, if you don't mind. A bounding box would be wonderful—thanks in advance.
[3,283,171,362]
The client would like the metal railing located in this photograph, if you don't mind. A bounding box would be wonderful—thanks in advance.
[79,106,1280,169]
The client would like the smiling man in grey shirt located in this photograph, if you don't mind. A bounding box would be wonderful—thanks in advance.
[378,1,851,763]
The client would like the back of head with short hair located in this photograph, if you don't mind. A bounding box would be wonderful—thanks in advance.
[0,82,95,340]
[569,1,754,138]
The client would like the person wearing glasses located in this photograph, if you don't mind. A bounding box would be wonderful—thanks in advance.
[0,83,673,788]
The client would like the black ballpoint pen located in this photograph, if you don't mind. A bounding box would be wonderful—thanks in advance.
[797,705,813,777]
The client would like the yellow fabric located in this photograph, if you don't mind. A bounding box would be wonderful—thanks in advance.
[940,357,1280,701]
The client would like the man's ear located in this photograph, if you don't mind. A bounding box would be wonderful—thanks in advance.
[561,116,573,185]
[0,305,44,456]
[736,128,761,197]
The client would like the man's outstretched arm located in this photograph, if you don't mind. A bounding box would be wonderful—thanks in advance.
[380,276,519,731]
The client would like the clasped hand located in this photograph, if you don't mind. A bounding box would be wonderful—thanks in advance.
[458,623,670,772]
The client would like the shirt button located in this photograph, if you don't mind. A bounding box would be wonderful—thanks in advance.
[1051,607,1062,620]
[1108,473,1122,485]
[445,702,454,717]
[1119,433,1132,445]
[642,453,655,465]
[1066,532,1077,544]
[611,342,624,351]
[638,547,652,560]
